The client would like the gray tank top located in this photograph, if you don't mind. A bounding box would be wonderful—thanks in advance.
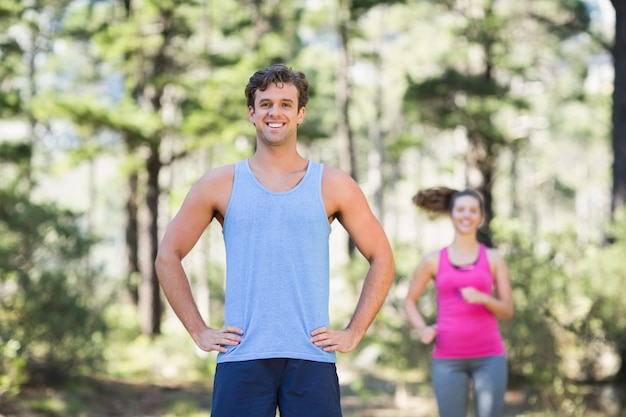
[218,159,335,363]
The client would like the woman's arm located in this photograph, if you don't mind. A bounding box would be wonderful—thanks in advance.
[403,252,438,344]
[461,249,514,320]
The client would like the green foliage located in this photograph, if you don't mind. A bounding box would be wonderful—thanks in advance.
[0,339,27,397]
[405,69,519,147]
[0,189,108,395]
[351,0,407,19]
[532,0,591,41]
[0,1,26,118]
[492,219,562,386]
[0,90,21,117]
[103,303,216,383]
[0,0,618,413]
[492,214,626,401]
[0,142,31,165]
[359,242,434,384]
[577,218,626,380]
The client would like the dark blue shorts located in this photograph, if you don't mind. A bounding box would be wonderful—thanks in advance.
[211,358,342,417]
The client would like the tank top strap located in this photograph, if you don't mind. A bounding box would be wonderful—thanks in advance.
[437,247,451,276]
[476,243,490,269]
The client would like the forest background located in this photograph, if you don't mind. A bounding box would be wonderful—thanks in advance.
[1,0,625,416]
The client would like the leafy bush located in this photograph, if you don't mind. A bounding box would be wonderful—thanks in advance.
[0,189,108,397]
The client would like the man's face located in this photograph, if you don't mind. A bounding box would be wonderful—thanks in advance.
[248,82,305,147]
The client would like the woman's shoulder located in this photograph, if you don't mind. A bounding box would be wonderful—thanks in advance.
[484,245,503,260]
[419,248,443,272]
[424,248,443,261]
[484,246,507,271]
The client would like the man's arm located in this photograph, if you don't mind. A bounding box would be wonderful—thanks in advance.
[310,167,395,353]
[155,165,243,352]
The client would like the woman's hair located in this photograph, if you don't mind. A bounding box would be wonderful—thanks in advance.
[245,64,310,110]
[412,187,484,216]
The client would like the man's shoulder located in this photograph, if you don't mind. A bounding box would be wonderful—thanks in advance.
[192,163,237,195]
[201,163,236,181]
[320,164,367,215]
[320,164,353,183]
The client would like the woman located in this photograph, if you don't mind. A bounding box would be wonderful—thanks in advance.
[404,187,513,417]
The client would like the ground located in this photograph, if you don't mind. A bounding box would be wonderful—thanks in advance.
[0,377,549,417]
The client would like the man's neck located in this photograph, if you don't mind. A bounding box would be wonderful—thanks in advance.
[247,152,309,192]
[249,147,307,173]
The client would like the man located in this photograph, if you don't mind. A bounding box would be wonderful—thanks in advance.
[155,64,395,417]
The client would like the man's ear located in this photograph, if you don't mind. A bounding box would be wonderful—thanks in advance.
[297,106,306,125]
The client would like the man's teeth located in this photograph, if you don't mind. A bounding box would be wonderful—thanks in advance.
[268,123,283,128]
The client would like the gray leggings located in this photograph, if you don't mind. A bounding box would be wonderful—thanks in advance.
[432,355,507,417]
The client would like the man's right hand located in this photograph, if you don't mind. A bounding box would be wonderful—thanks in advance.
[192,326,244,353]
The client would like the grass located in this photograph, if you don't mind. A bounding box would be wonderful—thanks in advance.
[2,314,619,416]
[0,377,214,417]
[2,371,618,417]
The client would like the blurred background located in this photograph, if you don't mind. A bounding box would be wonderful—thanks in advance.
[0,0,624,416]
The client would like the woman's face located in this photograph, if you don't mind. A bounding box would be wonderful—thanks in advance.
[450,195,483,235]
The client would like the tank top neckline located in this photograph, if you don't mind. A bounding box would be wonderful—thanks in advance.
[243,158,312,195]
[444,244,484,271]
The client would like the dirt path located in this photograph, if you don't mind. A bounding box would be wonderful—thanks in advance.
[0,378,566,417]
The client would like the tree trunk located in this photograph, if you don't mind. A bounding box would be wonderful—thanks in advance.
[468,135,495,247]
[125,170,140,304]
[369,35,386,220]
[477,162,494,247]
[139,146,162,335]
[337,0,357,256]
[137,6,173,336]
[369,66,384,219]
[610,0,626,385]
[611,1,626,219]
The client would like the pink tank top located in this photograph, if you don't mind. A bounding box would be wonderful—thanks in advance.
[433,244,506,359]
